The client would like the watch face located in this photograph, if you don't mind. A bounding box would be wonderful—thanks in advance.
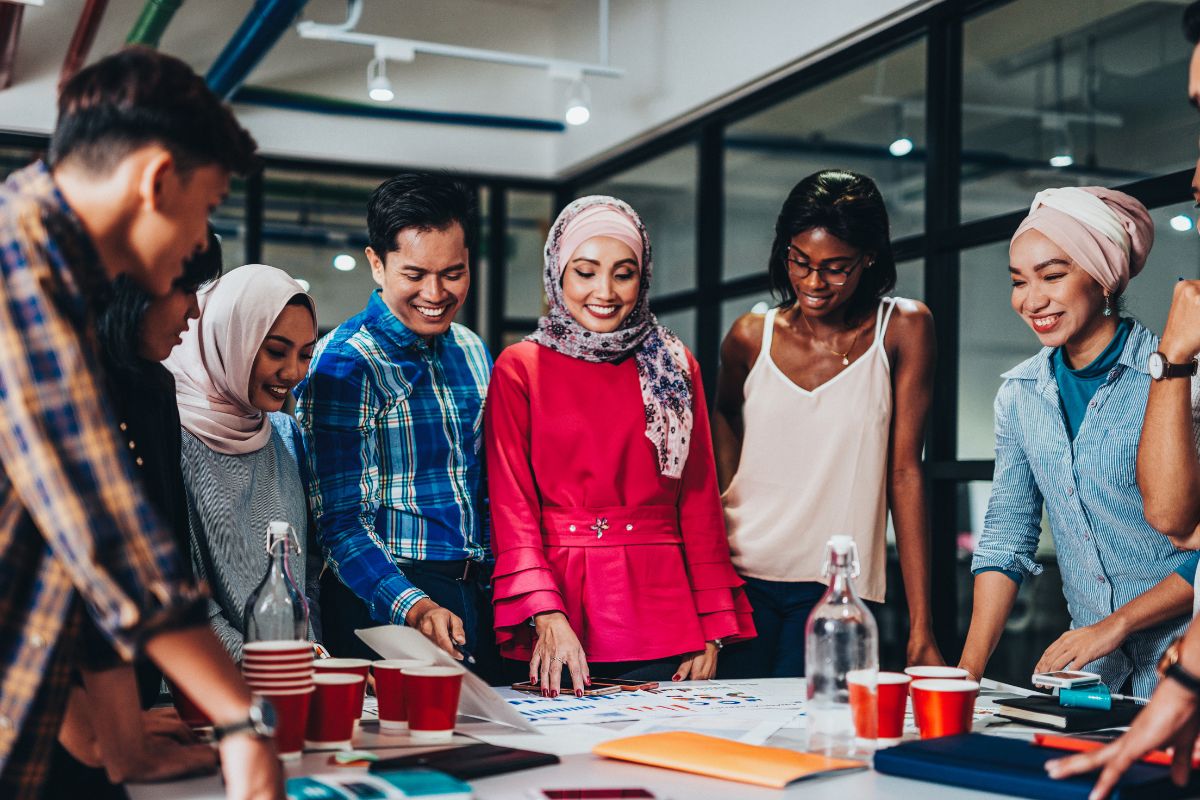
[254,697,277,735]
[1149,352,1165,380]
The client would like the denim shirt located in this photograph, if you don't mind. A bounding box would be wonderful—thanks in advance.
[972,320,1190,696]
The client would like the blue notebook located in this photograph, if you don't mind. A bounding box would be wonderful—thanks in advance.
[873,733,1200,800]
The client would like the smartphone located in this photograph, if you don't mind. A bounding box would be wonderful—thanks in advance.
[528,790,663,799]
[1031,670,1102,690]
[510,681,623,696]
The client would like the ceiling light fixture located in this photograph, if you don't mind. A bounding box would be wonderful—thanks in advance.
[333,253,357,271]
[1170,214,1194,233]
[565,79,591,126]
[888,137,914,157]
[295,278,312,292]
[367,56,393,102]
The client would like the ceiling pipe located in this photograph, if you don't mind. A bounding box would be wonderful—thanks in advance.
[126,0,183,47]
[0,2,25,91]
[60,0,109,88]
[207,0,311,100]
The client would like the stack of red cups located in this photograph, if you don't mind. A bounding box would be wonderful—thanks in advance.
[241,641,315,761]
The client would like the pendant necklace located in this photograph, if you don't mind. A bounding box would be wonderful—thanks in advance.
[799,312,860,367]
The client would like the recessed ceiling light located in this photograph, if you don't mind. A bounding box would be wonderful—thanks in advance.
[333,254,356,272]
[1171,214,1194,232]
[888,137,914,157]
[295,278,311,292]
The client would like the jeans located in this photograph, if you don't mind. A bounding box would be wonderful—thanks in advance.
[719,577,829,679]
[320,566,503,685]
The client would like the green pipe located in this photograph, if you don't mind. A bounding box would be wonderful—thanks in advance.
[126,0,183,47]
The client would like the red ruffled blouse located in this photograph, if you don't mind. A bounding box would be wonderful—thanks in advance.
[485,341,755,663]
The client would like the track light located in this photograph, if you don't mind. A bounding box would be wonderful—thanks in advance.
[1046,117,1073,168]
[888,137,914,157]
[565,79,591,126]
[367,57,393,102]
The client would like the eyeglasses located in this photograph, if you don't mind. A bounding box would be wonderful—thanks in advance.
[784,250,868,286]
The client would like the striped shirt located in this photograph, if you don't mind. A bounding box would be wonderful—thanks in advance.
[0,162,203,796]
[295,291,492,627]
[972,320,1190,697]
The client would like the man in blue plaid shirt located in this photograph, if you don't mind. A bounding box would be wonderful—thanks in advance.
[297,174,496,676]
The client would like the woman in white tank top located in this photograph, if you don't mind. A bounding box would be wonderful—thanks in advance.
[714,170,943,678]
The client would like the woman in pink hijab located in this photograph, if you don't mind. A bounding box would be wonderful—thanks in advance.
[958,187,1193,697]
[164,264,323,661]
[486,196,754,697]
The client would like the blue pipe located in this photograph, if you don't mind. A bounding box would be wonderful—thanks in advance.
[206,0,310,100]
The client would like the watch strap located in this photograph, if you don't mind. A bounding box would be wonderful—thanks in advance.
[1163,359,1199,378]
[213,717,258,742]
[1166,661,1200,695]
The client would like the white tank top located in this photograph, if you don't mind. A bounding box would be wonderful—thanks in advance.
[722,299,898,602]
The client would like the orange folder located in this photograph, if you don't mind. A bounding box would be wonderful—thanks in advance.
[592,731,867,789]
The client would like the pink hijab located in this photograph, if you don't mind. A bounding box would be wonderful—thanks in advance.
[1011,186,1153,296]
[165,264,315,456]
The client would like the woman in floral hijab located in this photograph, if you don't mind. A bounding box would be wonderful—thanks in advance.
[485,196,755,697]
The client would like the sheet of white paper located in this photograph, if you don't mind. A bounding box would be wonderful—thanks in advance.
[492,680,805,727]
[461,723,626,756]
[618,709,798,745]
[355,625,537,733]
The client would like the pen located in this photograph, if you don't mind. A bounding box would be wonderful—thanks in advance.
[453,641,476,665]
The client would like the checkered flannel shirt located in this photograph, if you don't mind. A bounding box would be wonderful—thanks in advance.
[0,162,204,797]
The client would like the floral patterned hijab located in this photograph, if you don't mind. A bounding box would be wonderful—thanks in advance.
[527,195,694,478]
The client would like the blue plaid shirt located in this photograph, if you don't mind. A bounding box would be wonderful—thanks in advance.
[972,320,1191,697]
[295,291,492,627]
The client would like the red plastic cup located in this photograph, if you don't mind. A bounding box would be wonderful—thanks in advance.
[244,677,315,692]
[166,679,210,728]
[847,670,878,741]
[243,641,313,659]
[304,674,364,750]
[910,679,979,739]
[876,672,912,743]
[256,687,315,760]
[373,659,433,732]
[904,667,968,728]
[314,658,371,719]
[402,665,465,743]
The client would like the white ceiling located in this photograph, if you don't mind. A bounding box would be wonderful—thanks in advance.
[0,0,921,178]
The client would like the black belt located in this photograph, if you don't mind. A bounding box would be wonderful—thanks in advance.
[394,557,489,582]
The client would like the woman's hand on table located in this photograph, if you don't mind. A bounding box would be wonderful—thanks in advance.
[674,642,720,681]
[1036,619,1126,675]
[1046,677,1200,799]
[906,632,946,668]
[531,612,589,697]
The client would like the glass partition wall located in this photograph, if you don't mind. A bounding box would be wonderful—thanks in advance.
[561,0,1200,679]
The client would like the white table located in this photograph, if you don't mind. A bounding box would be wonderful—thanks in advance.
[128,680,1043,800]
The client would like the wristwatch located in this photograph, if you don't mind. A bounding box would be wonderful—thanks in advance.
[1148,351,1198,381]
[213,696,276,742]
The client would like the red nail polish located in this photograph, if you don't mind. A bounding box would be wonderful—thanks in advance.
[552,690,559,698]
[672,676,681,682]
[575,689,583,697]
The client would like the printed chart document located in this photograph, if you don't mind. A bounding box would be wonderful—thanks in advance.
[355,625,537,733]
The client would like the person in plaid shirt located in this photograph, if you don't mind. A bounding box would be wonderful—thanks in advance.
[0,49,283,799]
[296,174,497,677]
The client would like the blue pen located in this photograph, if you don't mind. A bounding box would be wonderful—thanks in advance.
[453,641,476,665]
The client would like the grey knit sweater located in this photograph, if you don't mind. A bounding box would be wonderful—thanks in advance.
[181,412,323,661]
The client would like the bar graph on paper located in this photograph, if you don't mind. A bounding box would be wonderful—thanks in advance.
[501,680,807,726]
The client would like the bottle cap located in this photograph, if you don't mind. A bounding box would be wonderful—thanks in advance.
[830,535,854,555]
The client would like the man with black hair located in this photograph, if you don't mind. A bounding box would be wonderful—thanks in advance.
[0,47,282,799]
[297,173,497,678]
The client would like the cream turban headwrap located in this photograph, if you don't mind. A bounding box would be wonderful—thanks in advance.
[1011,186,1153,295]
